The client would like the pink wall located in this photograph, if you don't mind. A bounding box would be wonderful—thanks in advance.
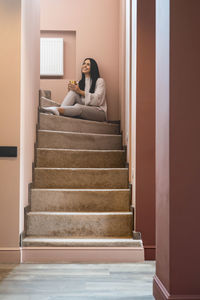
[20,0,40,232]
[40,0,120,120]
[119,0,126,143]
[154,0,170,288]
[154,0,200,298]
[0,0,21,249]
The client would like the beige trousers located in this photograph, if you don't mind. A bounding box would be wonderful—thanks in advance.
[60,91,106,122]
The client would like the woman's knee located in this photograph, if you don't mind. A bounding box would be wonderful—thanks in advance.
[74,103,83,108]
[73,103,83,114]
[67,90,77,97]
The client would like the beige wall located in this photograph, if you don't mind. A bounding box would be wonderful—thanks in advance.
[20,0,40,232]
[119,0,126,145]
[40,0,120,120]
[0,0,21,248]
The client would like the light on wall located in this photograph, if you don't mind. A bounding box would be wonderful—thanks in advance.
[40,37,64,76]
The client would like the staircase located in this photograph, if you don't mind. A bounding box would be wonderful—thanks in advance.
[22,93,144,263]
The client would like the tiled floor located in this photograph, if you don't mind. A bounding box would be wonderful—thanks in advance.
[0,262,155,299]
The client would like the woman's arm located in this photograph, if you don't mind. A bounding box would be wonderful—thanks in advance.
[84,78,106,107]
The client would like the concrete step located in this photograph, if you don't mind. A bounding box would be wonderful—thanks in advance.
[36,148,126,168]
[37,130,122,150]
[39,90,51,100]
[33,168,129,189]
[22,236,142,247]
[31,189,130,212]
[26,212,133,237]
[39,113,120,135]
[40,97,59,107]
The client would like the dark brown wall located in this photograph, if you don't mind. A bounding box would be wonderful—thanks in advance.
[154,0,200,298]
[170,0,200,294]
[135,0,156,260]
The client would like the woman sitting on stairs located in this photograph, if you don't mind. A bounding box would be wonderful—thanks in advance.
[41,58,107,122]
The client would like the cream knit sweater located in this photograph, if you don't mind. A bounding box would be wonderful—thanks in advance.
[81,77,107,119]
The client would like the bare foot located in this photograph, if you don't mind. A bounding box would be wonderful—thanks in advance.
[40,106,59,116]
[58,107,65,115]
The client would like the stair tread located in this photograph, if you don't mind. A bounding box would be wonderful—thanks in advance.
[38,129,121,137]
[40,112,119,128]
[39,113,120,135]
[38,129,122,150]
[27,210,132,237]
[34,168,129,189]
[40,97,59,107]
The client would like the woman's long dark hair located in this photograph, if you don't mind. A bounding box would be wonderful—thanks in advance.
[78,58,100,93]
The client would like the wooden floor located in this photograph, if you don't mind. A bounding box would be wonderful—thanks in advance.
[0,262,155,299]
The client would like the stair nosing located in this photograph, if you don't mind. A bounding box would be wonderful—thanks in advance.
[31,188,130,191]
[34,167,128,170]
[23,237,139,242]
[27,212,133,216]
[23,237,135,240]
[36,148,125,153]
[38,129,121,137]
[22,237,142,247]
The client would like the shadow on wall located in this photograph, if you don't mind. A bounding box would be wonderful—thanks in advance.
[0,0,20,12]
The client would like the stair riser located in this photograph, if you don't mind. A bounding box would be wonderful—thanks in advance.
[31,190,130,212]
[37,131,122,150]
[26,214,133,237]
[39,113,120,135]
[36,149,125,168]
[33,169,129,189]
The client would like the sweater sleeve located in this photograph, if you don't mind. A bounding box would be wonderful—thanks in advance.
[84,78,106,107]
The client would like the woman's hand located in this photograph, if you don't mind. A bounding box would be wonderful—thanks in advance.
[68,83,80,93]
[68,82,85,97]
